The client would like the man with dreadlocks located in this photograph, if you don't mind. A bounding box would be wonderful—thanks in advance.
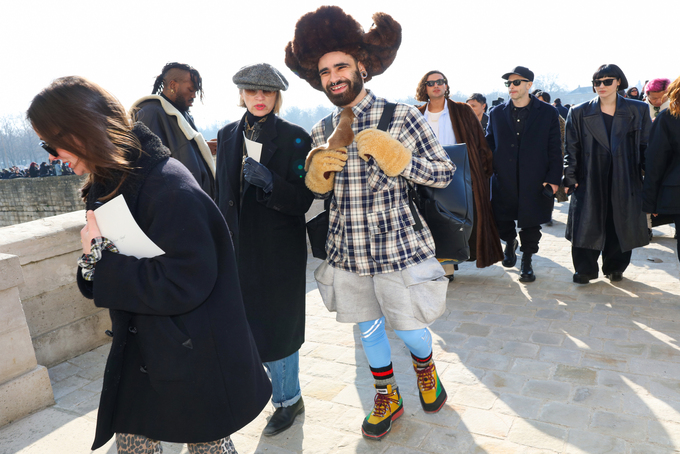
[286,6,454,441]
[132,62,216,198]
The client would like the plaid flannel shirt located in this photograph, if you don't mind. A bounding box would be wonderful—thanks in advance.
[311,90,455,276]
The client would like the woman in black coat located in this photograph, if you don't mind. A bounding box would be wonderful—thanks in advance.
[642,75,680,263]
[564,64,652,284]
[28,76,271,453]
[215,64,314,436]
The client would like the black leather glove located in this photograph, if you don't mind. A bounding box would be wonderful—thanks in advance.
[243,157,274,193]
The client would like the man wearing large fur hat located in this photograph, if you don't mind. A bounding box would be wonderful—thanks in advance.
[286,6,455,441]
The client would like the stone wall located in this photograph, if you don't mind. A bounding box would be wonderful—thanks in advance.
[0,252,54,426]
[0,212,110,369]
[0,175,86,227]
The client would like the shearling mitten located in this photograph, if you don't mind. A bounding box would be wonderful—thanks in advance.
[355,128,412,177]
[305,148,348,194]
[304,108,355,172]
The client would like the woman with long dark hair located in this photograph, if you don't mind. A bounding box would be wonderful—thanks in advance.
[564,64,652,284]
[28,76,271,454]
[214,63,313,436]
[643,75,680,264]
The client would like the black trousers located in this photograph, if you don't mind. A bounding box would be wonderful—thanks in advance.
[496,220,542,254]
[571,196,631,276]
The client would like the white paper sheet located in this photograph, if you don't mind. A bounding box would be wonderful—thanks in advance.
[243,133,262,162]
[93,195,165,259]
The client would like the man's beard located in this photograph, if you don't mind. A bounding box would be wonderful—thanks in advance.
[174,94,191,112]
[324,70,364,107]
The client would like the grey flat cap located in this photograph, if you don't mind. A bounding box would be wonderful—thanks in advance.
[233,63,289,91]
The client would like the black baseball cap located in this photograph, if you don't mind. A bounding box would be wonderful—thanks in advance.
[502,66,534,82]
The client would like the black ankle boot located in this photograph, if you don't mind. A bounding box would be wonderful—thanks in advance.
[502,239,518,268]
[519,253,535,282]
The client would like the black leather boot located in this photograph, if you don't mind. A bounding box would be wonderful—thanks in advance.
[502,239,519,268]
[519,253,536,282]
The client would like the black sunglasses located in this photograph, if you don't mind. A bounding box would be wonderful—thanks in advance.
[592,79,616,87]
[39,141,59,158]
[425,79,447,87]
[504,79,530,87]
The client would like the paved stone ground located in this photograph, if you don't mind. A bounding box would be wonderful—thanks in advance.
[2,202,680,453]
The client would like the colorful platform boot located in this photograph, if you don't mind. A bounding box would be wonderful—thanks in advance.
[412,352,447,413]
[361,364,404,440]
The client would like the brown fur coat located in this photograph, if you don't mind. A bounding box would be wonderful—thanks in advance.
[418,100,503,268]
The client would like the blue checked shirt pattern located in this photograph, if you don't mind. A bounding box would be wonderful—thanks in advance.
[311,90,455,276]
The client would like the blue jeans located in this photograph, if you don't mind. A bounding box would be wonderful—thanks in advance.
[263,350,301,408]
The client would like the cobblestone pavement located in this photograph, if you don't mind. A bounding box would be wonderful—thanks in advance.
[2,203,680,453]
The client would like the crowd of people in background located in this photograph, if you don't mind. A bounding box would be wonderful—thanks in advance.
[1,159,74,179]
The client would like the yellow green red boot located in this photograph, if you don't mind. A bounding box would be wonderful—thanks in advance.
[361,364,403,440]
[412,352,447,413]
[361,383,404,440]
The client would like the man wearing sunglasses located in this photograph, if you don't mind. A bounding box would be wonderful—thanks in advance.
[486,66,562,283]
[132,62,216,199]
[644,78,671,121]
[415,71,503,275]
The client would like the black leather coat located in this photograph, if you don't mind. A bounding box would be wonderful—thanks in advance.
[642,109,680,214]
[564,95,652,251]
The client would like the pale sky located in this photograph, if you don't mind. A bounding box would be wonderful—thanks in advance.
[3,0,679,130]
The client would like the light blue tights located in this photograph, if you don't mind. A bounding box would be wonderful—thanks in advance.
[357,317,432,368]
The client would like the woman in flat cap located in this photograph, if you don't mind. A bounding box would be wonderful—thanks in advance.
[214,63,313,436]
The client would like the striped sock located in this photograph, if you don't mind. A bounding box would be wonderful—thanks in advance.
[411,351,433,369]
[370,363,397,388]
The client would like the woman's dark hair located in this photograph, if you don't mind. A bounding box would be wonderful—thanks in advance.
[152,62,204,101]
[415,70,450,102]
[27,76,141,201]
[592,64,628,93]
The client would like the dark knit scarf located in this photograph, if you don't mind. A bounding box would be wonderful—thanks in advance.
[243,111,271,143]
[84,122,171,214]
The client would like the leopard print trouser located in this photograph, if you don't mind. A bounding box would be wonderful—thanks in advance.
[115,433,237,454]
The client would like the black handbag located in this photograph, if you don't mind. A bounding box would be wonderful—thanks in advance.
[409,144,474,262]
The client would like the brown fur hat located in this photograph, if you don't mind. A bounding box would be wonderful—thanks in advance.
[285,6,402,91]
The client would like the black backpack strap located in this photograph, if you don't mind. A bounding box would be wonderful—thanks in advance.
[321,113,335,210]
[377,103,396,131]
[377,102,423,231]
[323,113,334,142]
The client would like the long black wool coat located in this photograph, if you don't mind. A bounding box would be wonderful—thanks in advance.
[563,96,651,252]
[77,123,271,450]
[485,95,563,228]
[215,113,313,363]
